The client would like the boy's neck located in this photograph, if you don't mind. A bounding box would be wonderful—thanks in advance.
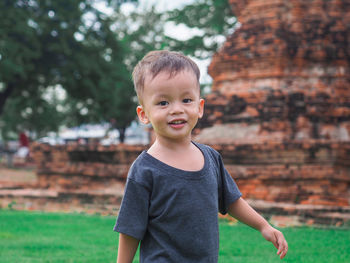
[151,136,192,152]
[147,137,204,171]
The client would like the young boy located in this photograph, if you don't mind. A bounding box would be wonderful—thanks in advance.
[114,50,288,262]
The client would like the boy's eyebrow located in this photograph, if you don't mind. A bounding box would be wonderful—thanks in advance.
[181,90,197,95]
[151,93,169,99]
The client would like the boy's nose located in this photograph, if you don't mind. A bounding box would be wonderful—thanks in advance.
[170,102,184,114]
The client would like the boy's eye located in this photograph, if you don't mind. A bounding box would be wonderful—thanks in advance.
[183,98,192,103]
[158,101,168,106]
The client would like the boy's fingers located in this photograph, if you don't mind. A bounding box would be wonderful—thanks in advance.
[278,242,288,259]
[262,226,288,259]
[275,232,288,259]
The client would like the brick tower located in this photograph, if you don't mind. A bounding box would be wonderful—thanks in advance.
[196,0,350,225]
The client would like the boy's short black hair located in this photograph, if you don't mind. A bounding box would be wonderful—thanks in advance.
[132,50,200,103]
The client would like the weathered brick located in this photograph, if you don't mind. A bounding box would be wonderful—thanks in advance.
[195,0,350,225]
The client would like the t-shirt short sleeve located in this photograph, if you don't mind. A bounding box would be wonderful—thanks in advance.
[216,152,242,215]
[114,177,150,240]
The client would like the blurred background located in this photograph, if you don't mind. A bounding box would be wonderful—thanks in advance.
[0,0,349,228]
[0,0,229,152]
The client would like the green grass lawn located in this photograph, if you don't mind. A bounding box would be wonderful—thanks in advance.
[0,210,349,262]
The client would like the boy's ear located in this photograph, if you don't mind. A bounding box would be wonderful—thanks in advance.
[198,99,205,119]
[136,105,150,124]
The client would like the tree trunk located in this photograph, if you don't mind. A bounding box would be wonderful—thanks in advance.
[0,83,15,116]
[118,127,126,143]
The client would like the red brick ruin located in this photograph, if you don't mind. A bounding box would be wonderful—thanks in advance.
[0,143,144,214]
[1,0,349,225]
[195,0,350,225]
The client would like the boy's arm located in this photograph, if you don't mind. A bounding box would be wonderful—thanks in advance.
[228,197,288,259]
[116,233,139,263]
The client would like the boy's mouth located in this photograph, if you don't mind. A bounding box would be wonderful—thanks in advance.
[169,120,186,124]
[168,119,187,128]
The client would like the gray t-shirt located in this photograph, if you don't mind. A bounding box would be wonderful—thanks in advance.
[114,142,242,262]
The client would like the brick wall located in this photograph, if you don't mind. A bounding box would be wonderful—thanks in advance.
[197,0,350,142]
[195,0,350,224]
[31,143,144,191]
[27,139,349,224]
[0,143,146,214]
[213,142,349,207]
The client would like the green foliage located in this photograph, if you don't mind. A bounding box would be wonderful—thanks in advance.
[166,0,237,59]
[1,94,64,139]
[0,0,136,140]
[110,0,236,62]
[110,5,170,72]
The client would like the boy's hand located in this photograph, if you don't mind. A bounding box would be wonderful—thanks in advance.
[260,225,288,259]
[228,198,288,259]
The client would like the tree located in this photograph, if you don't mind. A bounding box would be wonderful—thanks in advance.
[166,0,237,59]
[57,6,137,142]
[110,5,169,72]
[0,86,66,140]
[0,0,137,141]
[109,0,235,64]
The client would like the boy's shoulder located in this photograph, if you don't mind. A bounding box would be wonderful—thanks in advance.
[127,151,154,184]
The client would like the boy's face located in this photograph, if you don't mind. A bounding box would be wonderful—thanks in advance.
[137,70,204,144]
